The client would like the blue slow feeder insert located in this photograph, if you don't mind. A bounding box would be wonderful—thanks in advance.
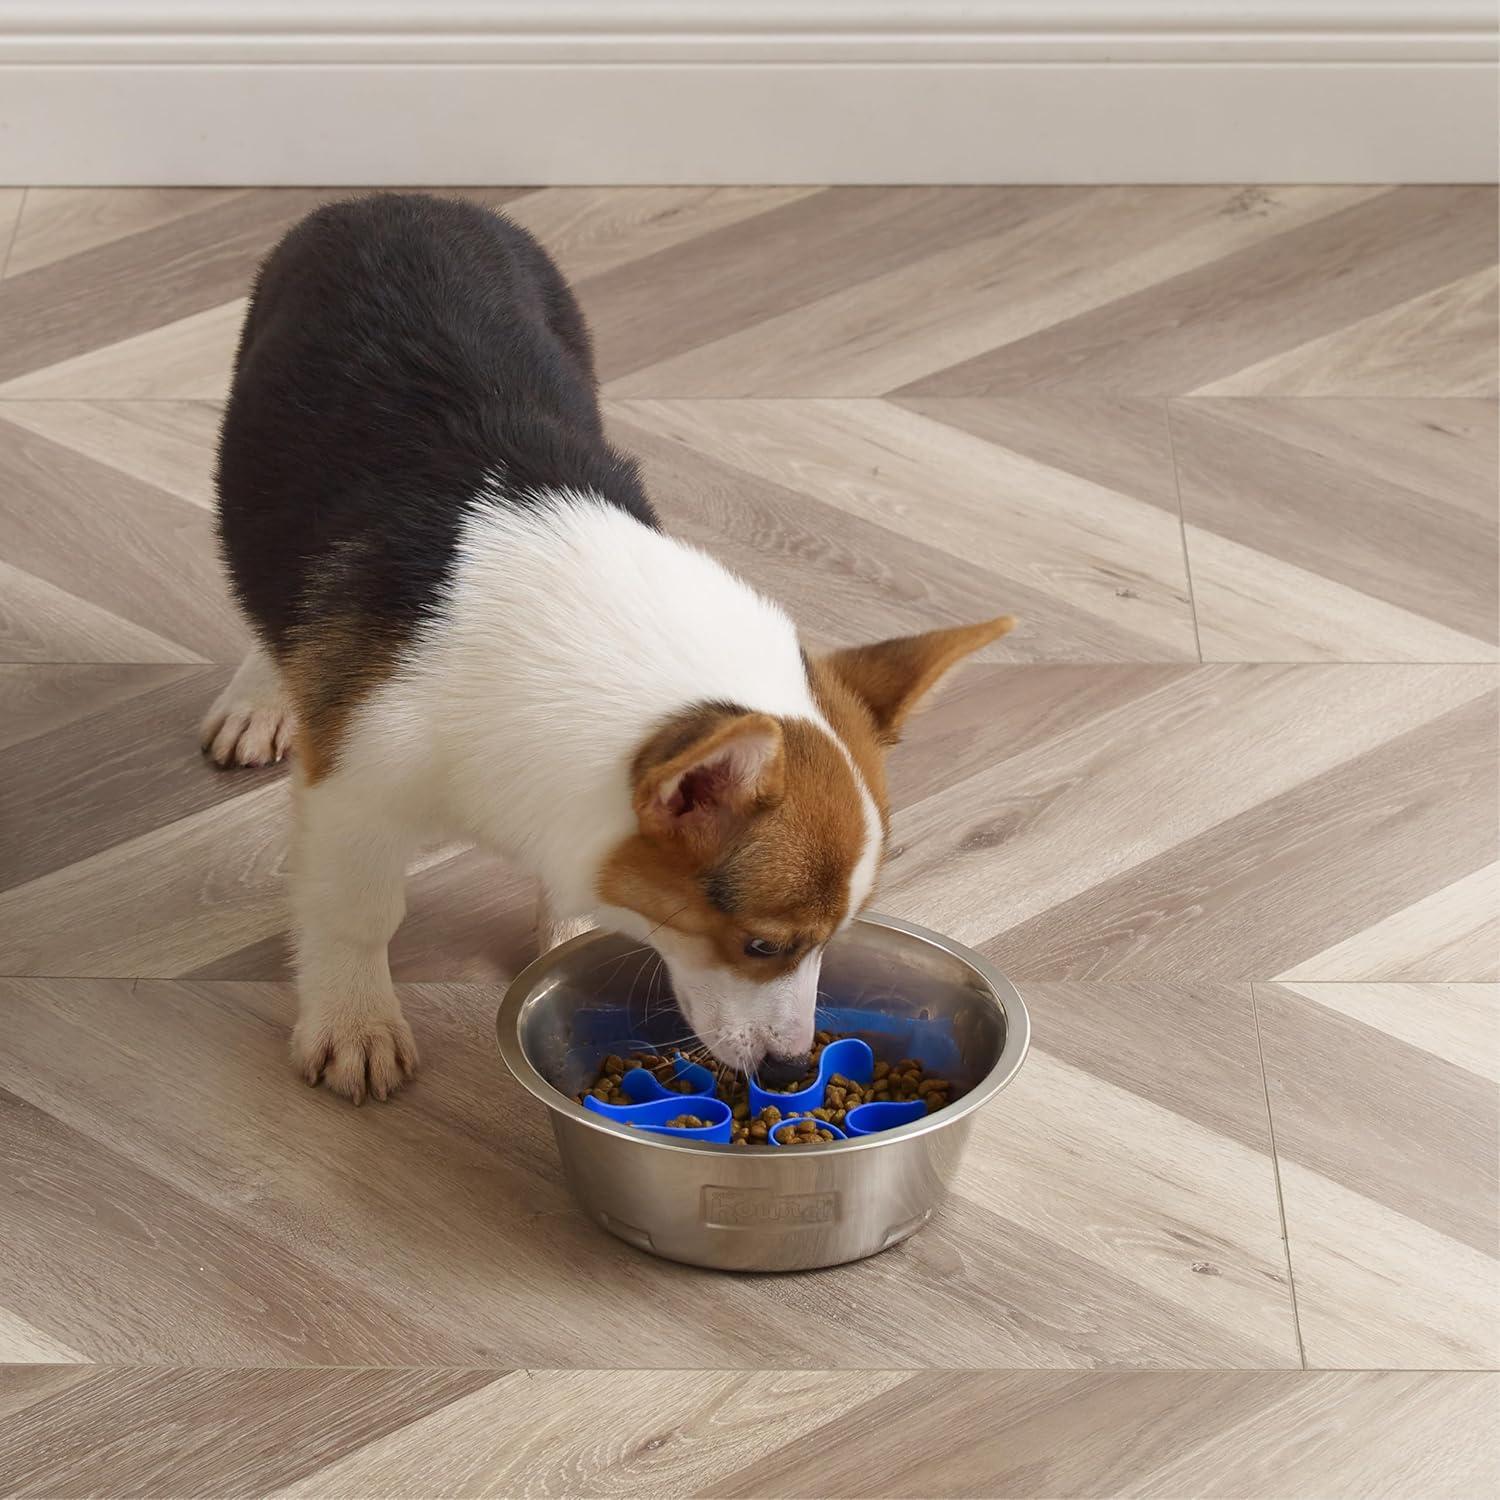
[814,1005,964,1077]
[769,1117,847,1146]
[844,1099,926,1135]
[581,1051,727,1140]
[586,1094,733,1142]
[753,1038,928,1136]
[748,1037,874,1116]
[580,1025,952,1144]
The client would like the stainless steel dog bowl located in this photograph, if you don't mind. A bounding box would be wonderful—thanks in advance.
[497,912,1029,1271]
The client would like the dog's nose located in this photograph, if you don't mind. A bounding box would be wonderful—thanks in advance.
[758,1053,811,1088]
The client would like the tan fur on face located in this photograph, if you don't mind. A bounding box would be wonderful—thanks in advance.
[600,709,867,981]
[601,617,1013,982]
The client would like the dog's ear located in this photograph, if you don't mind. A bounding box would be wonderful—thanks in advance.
[820,616,1015,743]
[633,709,785,858]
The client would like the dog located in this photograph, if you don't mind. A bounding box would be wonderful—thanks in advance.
[203,193,1012,1103]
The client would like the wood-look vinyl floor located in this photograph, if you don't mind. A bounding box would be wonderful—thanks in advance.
[0,185,1496,1499]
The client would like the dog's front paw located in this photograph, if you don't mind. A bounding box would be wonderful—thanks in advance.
[292,1008,419,1105]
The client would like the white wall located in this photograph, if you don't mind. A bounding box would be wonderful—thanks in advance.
[1,2,1495,183]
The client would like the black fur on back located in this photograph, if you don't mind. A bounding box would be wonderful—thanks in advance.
[215,192,656,652]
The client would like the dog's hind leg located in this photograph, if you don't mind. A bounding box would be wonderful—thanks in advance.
[200,644,297,767]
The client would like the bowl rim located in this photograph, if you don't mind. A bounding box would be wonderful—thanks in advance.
[496,910,1030,1158]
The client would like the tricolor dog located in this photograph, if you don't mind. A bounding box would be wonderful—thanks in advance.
[204,194,1012,1103]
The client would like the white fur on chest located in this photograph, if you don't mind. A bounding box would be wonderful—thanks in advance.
[338,493,832,914]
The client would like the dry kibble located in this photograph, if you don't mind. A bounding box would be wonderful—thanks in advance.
[775,1115,838,1144]
[580,1034,963,1135]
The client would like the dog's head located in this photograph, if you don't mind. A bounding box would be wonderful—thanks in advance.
[597,616,1013,1073]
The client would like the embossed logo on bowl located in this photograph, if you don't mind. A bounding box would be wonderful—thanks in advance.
[701,1185,839,1229]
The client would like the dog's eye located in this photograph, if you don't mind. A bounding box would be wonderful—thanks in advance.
[743,937,784,959]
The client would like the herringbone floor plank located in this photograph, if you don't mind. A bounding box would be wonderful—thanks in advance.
[0,185,1495,1498]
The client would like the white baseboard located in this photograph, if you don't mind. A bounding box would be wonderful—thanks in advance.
[2,3,1495,184]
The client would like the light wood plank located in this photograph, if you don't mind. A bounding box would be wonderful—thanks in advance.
[1184,523,1498,662]
[505,185,821,282]
[883,665,1493,948]
[0,1367,501,1498]
[1196,270,1500,397]
[1172,398,1499,652]
[0,399,221,507]
[275,1370,911,1500]
[1276,864,1500,983]
[714,1371,1500,1500]
[0,782,291,975]
[4,188,244,279]
[608,186,1382,397]
[0,417,249,660]
[1274,980,1499,1086]
[0,1310,85,1364]
[985,694,1498,980]
[0,558,206,666]
[0,189,24,275]
[0,298,244,400]
[898,187,1496,396]
[952,1044,1297,1365]
[0,1081,476,1364]
[1257,981,1500,1368]
[616,397,1199,657]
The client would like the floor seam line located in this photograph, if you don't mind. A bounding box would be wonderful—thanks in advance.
[1248,980,1309,1371]
[0,188,24,280]
[1164,397,1204,664]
